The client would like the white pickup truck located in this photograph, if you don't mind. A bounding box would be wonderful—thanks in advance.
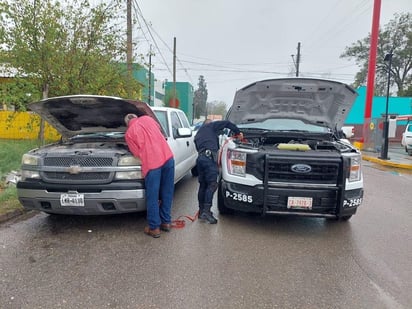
[341,126,354,138]
[17,95,197,215]
[401,123,412,155]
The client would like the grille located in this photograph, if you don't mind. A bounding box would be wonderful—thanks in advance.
[266,156,340,184]
[44,156,113,167]
[42,156,114,184]
[43,172,111,181]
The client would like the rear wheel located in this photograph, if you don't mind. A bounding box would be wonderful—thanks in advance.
[217,184,234,215]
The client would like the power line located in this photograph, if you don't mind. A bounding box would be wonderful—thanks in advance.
[133,0,194,84]
[132,0,172,75]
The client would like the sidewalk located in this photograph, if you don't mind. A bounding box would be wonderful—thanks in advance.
[361,144,412,170]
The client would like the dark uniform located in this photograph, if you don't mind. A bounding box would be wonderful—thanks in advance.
[194,120,241,223]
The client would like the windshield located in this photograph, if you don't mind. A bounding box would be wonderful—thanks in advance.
[238,119,329,133]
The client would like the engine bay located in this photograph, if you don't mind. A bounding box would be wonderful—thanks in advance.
[235,133,354,153]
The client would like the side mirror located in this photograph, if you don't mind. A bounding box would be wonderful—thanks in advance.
[175,127,192,138]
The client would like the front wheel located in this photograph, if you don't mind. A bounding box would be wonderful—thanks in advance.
[217,184,234,215]
[327,215,352,222]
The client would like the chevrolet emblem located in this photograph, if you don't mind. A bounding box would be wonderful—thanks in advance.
[68,165,82,174]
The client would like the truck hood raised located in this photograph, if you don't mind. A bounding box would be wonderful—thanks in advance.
[227,78,358,129]
[29,95,155,138]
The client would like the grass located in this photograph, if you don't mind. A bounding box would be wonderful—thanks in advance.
[0,139,41,217]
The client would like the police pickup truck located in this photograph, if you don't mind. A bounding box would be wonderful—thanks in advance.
[17,95,197,215]
[218,78,364,221]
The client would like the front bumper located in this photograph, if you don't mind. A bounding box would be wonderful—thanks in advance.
[17,180,146,215]
[220,180,363,218]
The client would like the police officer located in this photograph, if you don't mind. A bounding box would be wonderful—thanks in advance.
[194,119,242,224]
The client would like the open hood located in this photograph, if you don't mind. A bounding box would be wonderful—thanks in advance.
[227,78,358,129]
[29,95,155,138]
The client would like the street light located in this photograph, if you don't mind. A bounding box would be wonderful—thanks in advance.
[379,50,393,160]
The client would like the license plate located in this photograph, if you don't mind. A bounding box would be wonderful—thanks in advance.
[287,197,312,210]
[60,193,85,207]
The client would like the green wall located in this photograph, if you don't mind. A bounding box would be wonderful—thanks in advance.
[346,86,412,125]
[165,82,194,123]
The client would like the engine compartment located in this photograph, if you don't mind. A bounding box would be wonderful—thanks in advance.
[235,133,355,153]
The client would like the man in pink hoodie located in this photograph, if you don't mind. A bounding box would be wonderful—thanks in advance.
[124,113,175,238]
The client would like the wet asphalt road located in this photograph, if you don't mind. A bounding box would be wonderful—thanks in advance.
[1,161,412,309]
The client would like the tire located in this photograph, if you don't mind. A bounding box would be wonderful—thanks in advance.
[327,215,352,222]
[191,165,199,177]
[217,184,234,215]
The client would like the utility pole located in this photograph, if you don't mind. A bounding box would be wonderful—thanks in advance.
[173,37,177,102]
[363,0,381,150]
[379,51,393,160]
[291,42,301,77]
[126,0,133,98]
[296,42,301,77]
[148,45,152,105]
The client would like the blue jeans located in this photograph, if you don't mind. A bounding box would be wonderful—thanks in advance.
[145,158,175,229]
[197,155,219,207]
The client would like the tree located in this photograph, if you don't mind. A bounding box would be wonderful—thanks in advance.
[193,75,208,119]
[206,100,227,119]
[0,0,141,109]
[340,12,412,96]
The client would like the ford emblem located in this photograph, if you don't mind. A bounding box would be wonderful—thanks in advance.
[291,164,312,173]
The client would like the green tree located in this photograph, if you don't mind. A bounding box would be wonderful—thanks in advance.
[340,12,412,96]
[193,75,208,118]
[206,100,227,119]
[0,0,141,109]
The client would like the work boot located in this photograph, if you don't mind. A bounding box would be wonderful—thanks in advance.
[144,226,161,238]
[199,204,218,224]
[197,204,204,220]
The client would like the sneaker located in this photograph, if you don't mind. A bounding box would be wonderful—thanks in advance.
[200,212,218,224]
[160,223,171,232]
[144,226,161,238]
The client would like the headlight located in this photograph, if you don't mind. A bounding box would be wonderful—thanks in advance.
[114,170,143,180]
[116,156,142,180]
[21,170,40,180]
[118,156,141,166]
[348,155,362,182]
[227,149,247,177]
[22,154,39,165]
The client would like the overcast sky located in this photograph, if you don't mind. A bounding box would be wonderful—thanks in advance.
[135,0,412,105]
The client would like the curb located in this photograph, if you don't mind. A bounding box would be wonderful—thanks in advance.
[362,154,412,170]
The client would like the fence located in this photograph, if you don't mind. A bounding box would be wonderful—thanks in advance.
[0,111,60,140]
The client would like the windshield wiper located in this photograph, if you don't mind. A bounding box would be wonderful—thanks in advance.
[275,129,310,133]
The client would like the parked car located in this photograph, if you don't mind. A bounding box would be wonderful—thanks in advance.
[17,95,197,215]
[217,78,364,221]
[401,123,412,155]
